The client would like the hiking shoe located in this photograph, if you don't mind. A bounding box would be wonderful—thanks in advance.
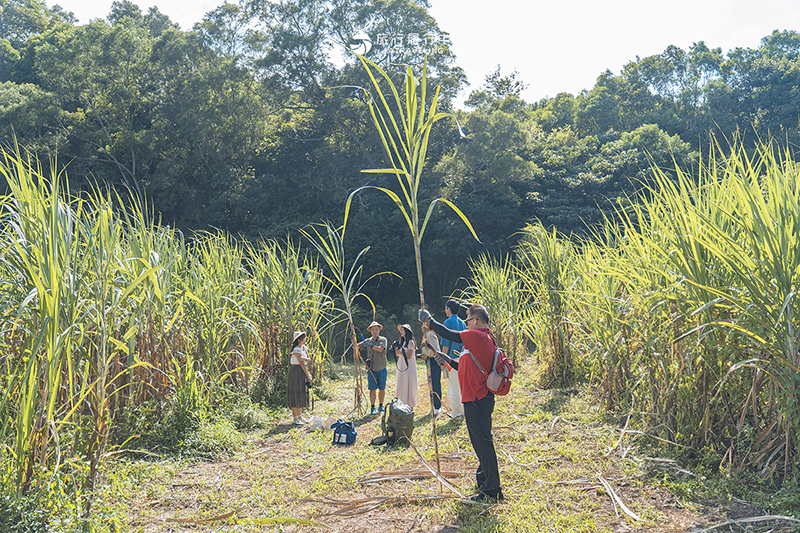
[370,406,378,415]
[378,405,385,412]
[470,491,505,503]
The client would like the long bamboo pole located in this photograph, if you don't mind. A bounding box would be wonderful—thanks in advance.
[342,55,479,485]
[348,318,381,414]
[413,233,442,485]
[349,322,364,414]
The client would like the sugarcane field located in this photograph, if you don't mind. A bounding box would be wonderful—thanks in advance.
[3,1,800,532]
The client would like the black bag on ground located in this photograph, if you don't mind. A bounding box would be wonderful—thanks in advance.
[376,398,414,445]
[331,419,357,445]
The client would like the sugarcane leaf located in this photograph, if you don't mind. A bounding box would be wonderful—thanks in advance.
[420,198,481,244]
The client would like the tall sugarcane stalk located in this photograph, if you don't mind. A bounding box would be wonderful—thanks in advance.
[342,55,480,475]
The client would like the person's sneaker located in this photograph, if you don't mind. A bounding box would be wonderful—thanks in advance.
[378,405,385,412]
[293,417,305,426]
[470,491,505,503]
[370,406,378,415]
[433,408,440,417]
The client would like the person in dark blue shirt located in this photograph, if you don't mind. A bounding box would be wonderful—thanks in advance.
[441,299,466,417]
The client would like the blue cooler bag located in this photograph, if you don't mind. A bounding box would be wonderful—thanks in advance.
[331,419,357,445]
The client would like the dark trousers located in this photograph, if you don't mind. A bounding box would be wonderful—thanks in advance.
[464,393,501,496]
[430,357,442,410]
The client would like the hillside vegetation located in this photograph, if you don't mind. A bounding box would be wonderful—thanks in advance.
[3,0,800,312]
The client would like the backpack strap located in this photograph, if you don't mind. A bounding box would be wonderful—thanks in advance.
[468,350,487,376]
[467,330,498,376]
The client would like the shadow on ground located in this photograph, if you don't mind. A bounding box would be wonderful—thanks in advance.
[538,388,577,415]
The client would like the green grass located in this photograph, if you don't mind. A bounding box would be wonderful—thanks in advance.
[2,354,791,532]
[85,358,767,533]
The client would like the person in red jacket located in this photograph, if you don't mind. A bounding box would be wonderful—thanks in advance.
[419,304,504,503]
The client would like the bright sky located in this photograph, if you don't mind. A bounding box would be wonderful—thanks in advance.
[50,0,800,106]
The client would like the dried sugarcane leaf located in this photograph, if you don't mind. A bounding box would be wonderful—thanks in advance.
[407,440,467,500]
[165,507,243,524]
[698,514,800,532]
[598,475,641,522]
[359,469,462,483]
[751,420,779,451]
[535,478,593,485]
[234,517,327,527]
[314,494,457,517]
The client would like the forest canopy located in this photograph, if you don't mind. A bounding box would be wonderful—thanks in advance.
[2,0,800,314]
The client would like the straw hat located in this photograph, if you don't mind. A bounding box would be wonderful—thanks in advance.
[398,324,413,335]
[292,331,306,343]
[367,321,383,330]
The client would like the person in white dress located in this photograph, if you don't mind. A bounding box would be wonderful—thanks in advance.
[393,324,418,409]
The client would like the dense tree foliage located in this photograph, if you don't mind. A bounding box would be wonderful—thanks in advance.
[1,0,799,315]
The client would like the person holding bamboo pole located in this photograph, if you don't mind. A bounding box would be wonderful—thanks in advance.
[420,321,444,417]
[288,331,313,426]
[419,305,504,502]
[393,324,419,409]
[442,299,465,418]
[357,321,388,415]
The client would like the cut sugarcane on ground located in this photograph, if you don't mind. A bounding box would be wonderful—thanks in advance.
[101,359,786,532]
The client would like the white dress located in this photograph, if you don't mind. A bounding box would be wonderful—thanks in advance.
[446,350,464,417]
[394,339,418,408]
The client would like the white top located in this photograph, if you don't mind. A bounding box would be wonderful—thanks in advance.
[291,345,309,366]
[422,330,440,357]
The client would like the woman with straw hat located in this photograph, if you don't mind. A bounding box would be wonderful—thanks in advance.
[393,324,418,409]
[288,331,313,425]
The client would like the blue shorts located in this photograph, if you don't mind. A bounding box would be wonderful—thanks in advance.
[367,367,387,390]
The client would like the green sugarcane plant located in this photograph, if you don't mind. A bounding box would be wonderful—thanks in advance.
[516,223,576,386]
[0,147,81,495]
[117,200,188,403]
[0,146,159,504]
[660,144,800,476]
[301,222,395,413]
[569,238,636,412]
[343,55,479,310]
[244,239,330,389]
[0,141,339,514]
[459,254,532,362]
[342,54,480,477]
[79,188,162,517]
